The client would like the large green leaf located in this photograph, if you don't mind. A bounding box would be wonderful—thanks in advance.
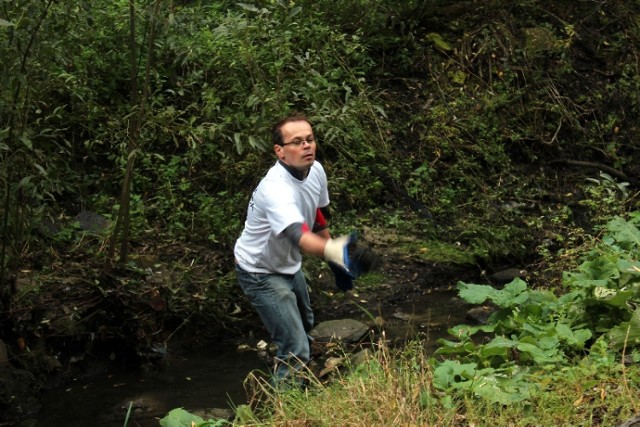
[159,408,228,427]
[555,323,591,349]
[606,308,640,349]
[457,278,528,307]
[433,360,532,404]
[606,216,640,249]
[469,368,533,404]
[160,408,204,427]
[617,259,640,287]
[577,257,620,282]
[563,272,609,290]
[432,360,478,390]
[516,341,562,364]
[533,333,560,351]
[434,338,477,357]
[592,286,636,308]
[477,336,515,360]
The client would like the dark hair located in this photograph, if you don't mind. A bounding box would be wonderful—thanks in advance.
[272,112,310,146]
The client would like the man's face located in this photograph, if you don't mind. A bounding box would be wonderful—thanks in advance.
[275,120,316,171]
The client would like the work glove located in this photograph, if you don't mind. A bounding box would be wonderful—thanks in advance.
[328,261,354,292]
[323,233,357,276]
[324,232,381,292]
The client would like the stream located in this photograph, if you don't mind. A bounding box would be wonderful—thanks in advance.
[27,288,472,426]
[30,344,263,427]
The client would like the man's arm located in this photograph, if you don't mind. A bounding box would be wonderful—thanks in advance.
[281,208,331,255]
[298,230,329,256]
[312,207,330,240]
[281,208,353,271]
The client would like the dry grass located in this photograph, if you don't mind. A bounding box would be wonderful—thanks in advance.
[234,337,640,427]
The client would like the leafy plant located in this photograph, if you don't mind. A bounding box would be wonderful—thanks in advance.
[432,359,534,405]
[433,212,640,403]
[579,173,632,226]
[159,408,230,427]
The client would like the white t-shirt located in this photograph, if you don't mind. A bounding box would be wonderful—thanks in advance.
[234,160,330,274]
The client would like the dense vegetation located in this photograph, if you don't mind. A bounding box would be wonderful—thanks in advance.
[1,0,640,425]
[165,214,640,425]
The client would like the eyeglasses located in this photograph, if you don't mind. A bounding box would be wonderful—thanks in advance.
[281,136,316,147]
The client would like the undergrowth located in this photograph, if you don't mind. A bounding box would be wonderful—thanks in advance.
[161,211,640,426]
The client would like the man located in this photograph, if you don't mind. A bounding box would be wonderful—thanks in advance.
[234,113,356,384]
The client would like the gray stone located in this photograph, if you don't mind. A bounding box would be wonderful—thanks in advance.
[489,268,527,284]
[466,306,495,325]
[310,319,369,343]
[74,210,109,232]
[350,348,372,367]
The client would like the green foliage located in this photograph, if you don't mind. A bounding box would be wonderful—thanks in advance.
[163,212,640,425]
[433,212,640,404]
[2,0,639,271]
[2,1,640,395]
[1,0,394,262]
[213,321,640,426]
[159,408,229,427]
[561,213,640,347]
[579,173,633,226]
[432,359,534,405]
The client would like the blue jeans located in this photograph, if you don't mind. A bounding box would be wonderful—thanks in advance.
[236,265,314,382]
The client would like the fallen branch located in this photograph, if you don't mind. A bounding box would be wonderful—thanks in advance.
[550,159,640,186]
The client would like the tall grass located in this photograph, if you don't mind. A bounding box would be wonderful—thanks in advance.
[236,337,640,426]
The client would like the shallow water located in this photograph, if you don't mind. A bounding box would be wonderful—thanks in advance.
[354,288,472,353]
[32,344,265,427]
[30,289,471,426]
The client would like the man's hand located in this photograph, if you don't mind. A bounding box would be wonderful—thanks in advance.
[324,232,380,279]
[323,233,357,276]
[328,262,354,292]
[324,233,381,291]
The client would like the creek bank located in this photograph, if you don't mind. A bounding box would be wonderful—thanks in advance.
[0,245,513,426]
[0,349,41,423]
